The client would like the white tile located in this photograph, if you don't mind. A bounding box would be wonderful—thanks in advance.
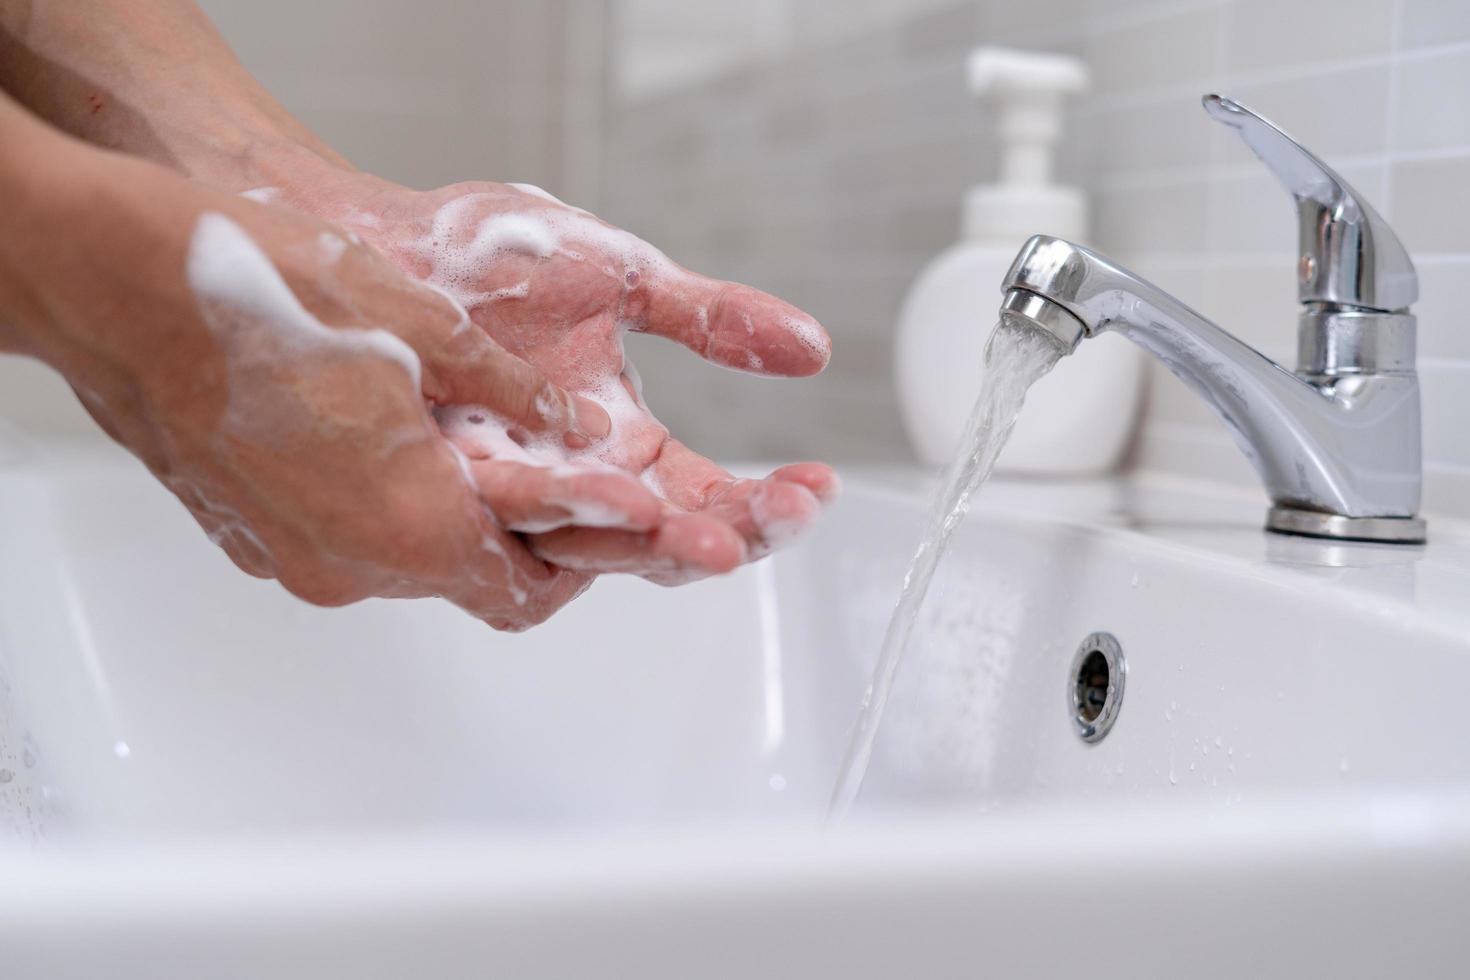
[1228,63,1392,159]
[1411,259,1470,360]
[1400,0,1470,49]
[1422,463,1470,520]
[1419,363,1470,468]
[1393,48,1470,151]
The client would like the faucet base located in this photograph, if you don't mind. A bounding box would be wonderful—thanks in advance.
[1266,506,1427,545]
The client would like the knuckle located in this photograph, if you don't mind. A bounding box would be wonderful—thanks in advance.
[279,567,367,608]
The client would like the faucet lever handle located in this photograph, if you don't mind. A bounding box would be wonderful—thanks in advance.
[1203,94,1417,312]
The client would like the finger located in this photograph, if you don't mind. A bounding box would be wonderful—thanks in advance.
[463,457,663,533]
[372,439,594,629]
[700,476,824,560]
[643,437,740,510]
[473,565,595,633]
[765,461,843,504]
[638,271,831,378]
[437,499,594,630]
[527,511,747,583]
[648,442,829,558]
[424,328,611,449]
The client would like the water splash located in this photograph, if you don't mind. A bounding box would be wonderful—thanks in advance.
[828,315,1067,820]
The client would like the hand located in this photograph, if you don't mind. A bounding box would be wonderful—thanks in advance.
[6,145,655,629]
[270,174,841,583]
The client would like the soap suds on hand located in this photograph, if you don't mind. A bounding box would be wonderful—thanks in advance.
[188,212,422,389]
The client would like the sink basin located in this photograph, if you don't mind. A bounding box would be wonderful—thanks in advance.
[3,438,1470,977]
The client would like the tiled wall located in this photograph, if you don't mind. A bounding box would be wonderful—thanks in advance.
[0,0,585,439]
[600,0,1470,518]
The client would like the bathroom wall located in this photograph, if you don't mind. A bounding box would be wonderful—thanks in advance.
[600,0,1470,518]
[2,0,1464,519]
[0,0,595,441]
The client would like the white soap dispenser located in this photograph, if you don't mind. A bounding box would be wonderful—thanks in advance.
[894,47,1143,473]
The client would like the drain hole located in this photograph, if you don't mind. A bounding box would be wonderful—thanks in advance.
[1075,649,1110,723]
[1069,632,1125,743]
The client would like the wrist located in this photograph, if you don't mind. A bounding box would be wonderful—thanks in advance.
[167,113,354,196]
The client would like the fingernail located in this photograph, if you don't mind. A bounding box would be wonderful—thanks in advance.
[572,396,611,442]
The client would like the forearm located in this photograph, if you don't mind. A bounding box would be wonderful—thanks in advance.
[0,0,349,192]
[0,89,211,388]
[0,91,84,356]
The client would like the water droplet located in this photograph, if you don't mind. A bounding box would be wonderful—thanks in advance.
[112,741,131,760]
[1339,758,1349,775]
[0,769,12,784]
[768,774,787,791]
[22,748,35,768]
[1129,572,1141,588]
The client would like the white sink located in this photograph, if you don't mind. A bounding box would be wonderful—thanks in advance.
[3,438,1470,977]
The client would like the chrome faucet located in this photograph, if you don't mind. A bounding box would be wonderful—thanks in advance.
[1001,95,1425,544]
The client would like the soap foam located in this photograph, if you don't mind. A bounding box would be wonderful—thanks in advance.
[188,212,423,389]
[748,480,821,558]
[508,182,572,208]
[182,213,562,618]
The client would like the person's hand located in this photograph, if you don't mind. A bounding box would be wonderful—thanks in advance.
[7,147,665,629]
[265,174,841,583]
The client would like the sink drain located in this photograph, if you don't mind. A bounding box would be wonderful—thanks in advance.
[1069,632,1125,743]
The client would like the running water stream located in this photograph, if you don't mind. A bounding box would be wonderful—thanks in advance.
[828,314,1069,820]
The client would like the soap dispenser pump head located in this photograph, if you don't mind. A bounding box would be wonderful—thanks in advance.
[963,47,1090,242]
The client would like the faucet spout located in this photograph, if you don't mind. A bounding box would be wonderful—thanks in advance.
[1001,234,1424,543]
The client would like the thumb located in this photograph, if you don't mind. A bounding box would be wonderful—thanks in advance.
[428,330,610,449]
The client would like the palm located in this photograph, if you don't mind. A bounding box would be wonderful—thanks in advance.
[346,180,838,580]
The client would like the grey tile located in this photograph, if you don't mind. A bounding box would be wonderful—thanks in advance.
[1097,179,1212,254]
[1084,3,1226,97]
[0,358,100,438]
[1225,0,1394,76]
[1082,94,1216,178]
[1390,153,1470,253]
[1200,260,1299,361]
[1131,415,1261,487]
[981,0,1092,46]
[899,1,986,57]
